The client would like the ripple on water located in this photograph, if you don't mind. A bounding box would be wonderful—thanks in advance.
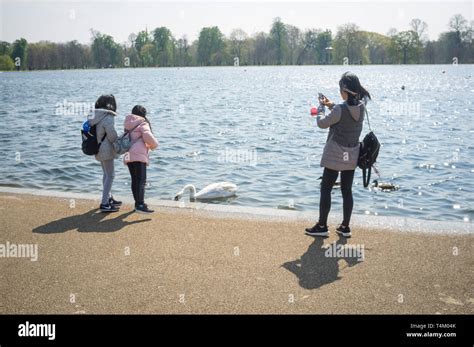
[1,65,473,223]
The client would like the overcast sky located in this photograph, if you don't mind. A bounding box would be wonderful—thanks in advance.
[0,0,472,44]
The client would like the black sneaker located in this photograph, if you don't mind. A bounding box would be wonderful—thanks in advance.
[109,196,122,207]
[100,203,119,213]
[336,225,352,238]
[135,204,154,214]
[305,223,329,237]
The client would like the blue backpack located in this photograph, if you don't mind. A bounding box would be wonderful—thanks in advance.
[81,121,106,155]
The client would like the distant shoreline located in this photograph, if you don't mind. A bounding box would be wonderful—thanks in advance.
[2,63,473,73]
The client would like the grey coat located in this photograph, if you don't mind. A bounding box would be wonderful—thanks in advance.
[316,102,365,171]
[88,109,119,161]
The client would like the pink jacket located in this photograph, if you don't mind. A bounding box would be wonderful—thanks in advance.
[123,114,159,165]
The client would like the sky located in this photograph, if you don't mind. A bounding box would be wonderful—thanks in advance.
[0,0,472,44]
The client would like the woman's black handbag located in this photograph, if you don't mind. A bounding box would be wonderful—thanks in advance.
[358,109,380,187]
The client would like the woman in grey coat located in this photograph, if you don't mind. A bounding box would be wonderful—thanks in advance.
[88,95,121,212]
[305,72,371,238]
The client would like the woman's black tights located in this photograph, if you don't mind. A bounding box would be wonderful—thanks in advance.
[319,168,355,227]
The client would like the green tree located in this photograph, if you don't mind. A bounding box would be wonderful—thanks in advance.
[249,32,270,65]
[229,29,249,65]
[364,31,391,64]
[5,14,474,69]
[316,30,333,64]
[134,30,151,66]
[153,27,174,67]
[391,30,422,64]
[197,26,226,66]
[134,31,150,52]
[91,30,123,68]
[65,41,80,68]
[0,55,15,70]
[333,23,367,64]
[286,25,302,65]
[11,38,28,70]
[140,43,155,67]
[269,17,288,65]
[175,35,192,66]
[297,29,319,64]
[0,41,11,56]
[423,40,437,63]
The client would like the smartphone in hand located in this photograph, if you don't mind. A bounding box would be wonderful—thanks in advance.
[318,93,326,103]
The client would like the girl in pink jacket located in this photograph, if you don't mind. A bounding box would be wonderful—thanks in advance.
[123,105,159,214]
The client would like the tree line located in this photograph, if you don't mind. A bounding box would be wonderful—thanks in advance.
[0,14,472,71]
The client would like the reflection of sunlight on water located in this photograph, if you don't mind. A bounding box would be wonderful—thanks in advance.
[0,65,473,223]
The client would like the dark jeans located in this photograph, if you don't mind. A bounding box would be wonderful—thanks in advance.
[127,162,147,206]
[319,167,355,227]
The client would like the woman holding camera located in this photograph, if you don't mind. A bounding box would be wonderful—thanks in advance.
[305,72,371,238]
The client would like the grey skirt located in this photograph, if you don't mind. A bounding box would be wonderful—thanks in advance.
[320,138,360,171]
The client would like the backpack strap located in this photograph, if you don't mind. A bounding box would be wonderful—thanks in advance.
[121,120,147,150]
[124,120,147,136]
[363,102,372,131]
[95,116,108,144]
[363,167,372,188]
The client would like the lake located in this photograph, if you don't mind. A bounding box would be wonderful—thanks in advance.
[0,65,473,223]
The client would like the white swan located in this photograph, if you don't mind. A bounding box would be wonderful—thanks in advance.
[174,182,238,201]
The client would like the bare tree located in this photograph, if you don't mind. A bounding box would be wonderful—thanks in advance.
[449,14,468,33]
[334,23,363,63]
[286,25,302,65]
[229,29,248,61]
[128,33,137,48]
[410,18,428,41]
[387,28,398,37]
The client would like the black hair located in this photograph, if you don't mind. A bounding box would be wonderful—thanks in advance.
[132,105,147,117]
[95,94,117,112]
[132,105,152,131]
[339,72,371,106]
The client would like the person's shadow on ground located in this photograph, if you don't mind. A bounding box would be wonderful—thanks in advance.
[32,209,151,234]
[282,236,362,290]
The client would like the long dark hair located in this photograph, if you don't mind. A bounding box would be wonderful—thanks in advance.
[95,94,117,112]
[339,72,371,106]
[132,105,152,131]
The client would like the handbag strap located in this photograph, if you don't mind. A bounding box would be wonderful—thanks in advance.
[124,120,148,150]
[364,105,372,132]
[125,120,146,135]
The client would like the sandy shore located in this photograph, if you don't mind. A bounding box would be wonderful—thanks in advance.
[0,192,472,314]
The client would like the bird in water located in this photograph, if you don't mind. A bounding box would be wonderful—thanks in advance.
[174,182,238,201]
[372,179,399,191]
